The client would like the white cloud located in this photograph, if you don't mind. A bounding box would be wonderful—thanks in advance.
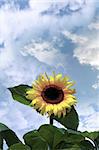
[78,103,99,131]
[64,21,99,130]
[29,0,51,12]
[92,82,99,89]
[63,30,99,71]
[63,30,88,44]
[63,30,99,70]
[74,48,99,70]
[72,26,99,90]
[79,112,99,131]
[0,100,48,131]
[23,39,67,66]
[92,75,99,89]
[88,22,99,30]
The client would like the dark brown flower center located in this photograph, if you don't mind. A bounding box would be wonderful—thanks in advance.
[41,85,64,104]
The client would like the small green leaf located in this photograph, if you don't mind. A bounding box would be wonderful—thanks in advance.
[0,123,21,148]
[8,143,31,150]
[38,124,64,149]
[8,85,32,106]
[23,130,49,150]
[52,107,79,130]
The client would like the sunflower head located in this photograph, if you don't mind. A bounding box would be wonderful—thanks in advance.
[26,72,77,118]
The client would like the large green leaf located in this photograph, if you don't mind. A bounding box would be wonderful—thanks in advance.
[8,143,31,150]
[63,129,84,144]
[52,107,79,130]
[24,124,85,150]
[82,131,99,141]
[38,124,64,149]
[55,140,95,150]
[79,140,94,150]
[23,130,49,150]
[0,123,21,149]
[64,144,81,150]
[55,142,76,149]
[55,129,84,149]
[82,131,99,149]
[8,85,32,106]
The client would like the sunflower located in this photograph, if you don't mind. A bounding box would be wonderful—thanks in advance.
[26,72,77,118]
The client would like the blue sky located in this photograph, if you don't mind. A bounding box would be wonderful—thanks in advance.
[0,0,99,140]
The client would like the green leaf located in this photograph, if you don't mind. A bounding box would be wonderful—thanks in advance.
[0,123,9,132]
[63,129,84,144]
[55,140,94,150]
[94,134,99,148]
[1,130,21,147]
[82,131,99,141]
[52,107,79,130]
[0,123,21,148]
[8,85,32,106]
[64,144,81,150]
[38,124,64,149]
[8,143,31,150]
[79,140,94,150]
[0,134,3,150]
[82,131,99,149]
[55,141,75,149]
[23,130,49,150]
[55,129,84,149]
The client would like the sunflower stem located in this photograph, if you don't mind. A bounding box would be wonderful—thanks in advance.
[50,116,53,125]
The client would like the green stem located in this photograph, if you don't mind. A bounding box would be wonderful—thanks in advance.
[50,116,53,125]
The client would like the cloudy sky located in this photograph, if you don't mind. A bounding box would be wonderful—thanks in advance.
[0,0,99,140]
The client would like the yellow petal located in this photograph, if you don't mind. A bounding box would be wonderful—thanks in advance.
[62,109,66,117]
[56,74,62,80]
[26,89,36,94]
[57,111,62,118]
[48,110,53,116]
[49,76,54,84]
[53,105,58,116]
[63,89,76,94]
[46,104,52,112]
[66,81,75,88]
[39,104,46,115]
[30,98,38,106]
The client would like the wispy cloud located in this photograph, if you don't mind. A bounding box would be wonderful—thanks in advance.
[88,22,99,30]
[63,30,88,44]
[92,75,99,89]
[23,39,67,67]
[72,25,99,89]
[63,29,99,70]
[74,48,99,70]
[78,102,99,131]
